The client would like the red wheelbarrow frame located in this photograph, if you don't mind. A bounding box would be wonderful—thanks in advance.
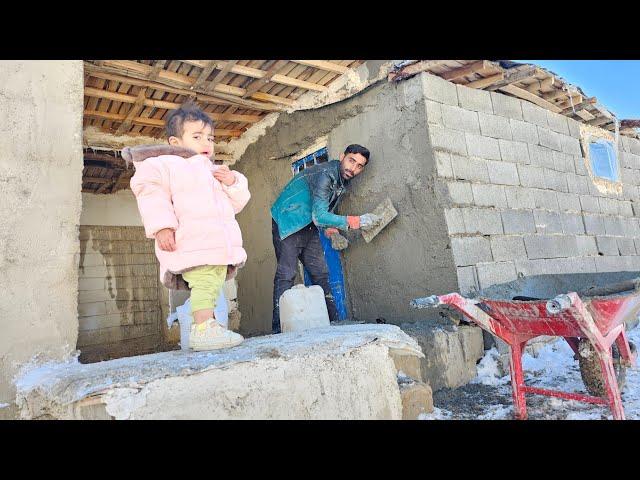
[412,290,639,420]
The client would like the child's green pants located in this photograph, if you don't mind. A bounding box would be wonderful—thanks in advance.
[181,265,227,313]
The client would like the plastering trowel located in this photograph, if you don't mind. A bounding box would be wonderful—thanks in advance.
[361,197,398,243]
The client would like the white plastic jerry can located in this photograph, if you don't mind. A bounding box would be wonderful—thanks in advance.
[279,284,330,333]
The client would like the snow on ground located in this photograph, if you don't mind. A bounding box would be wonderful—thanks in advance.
[422,325,640,420]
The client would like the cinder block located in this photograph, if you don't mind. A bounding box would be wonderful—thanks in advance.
[451,236,493,266]
[465,133,501,160]
[425,100,443,125]
[557,192,582,212]
[620,151,640,170]
[522,102,548,128]
[598,197,620,216]
[546,257,597,274]
[560,212,585,234]
[533,210,563,233]
[456,266,479,295]
[634,238,640,255]
[499,139,529,164]
[446,181,474,204]
[502,209,536,234]
[486,160,520,185]
[504,186,536,209]
[575,236,598,256]
[567,118,582,138]
[566,174,590,195]
[629,137,640,156]
[544,169,568,193]
[442,104,481,135]
[603,216,625,236]
[546,111,570,135]
[515,258,549,277]
[574,156,589,176]
[621,168,639,185]
[461,207,504,235]
[490,235,527,261]
[580,195,601,213]
[79,265,110,278]
[583,214,606,235]
[421,72,459,106]
[478,112,512,140]
[552,151,575,173]
[617,238,637,256]
[434,151,453,178]
[623,217,640,237]
[528,144,555,169]
[523,234,578,259]
[450,154,489,182]
[491,91,523,120]
[538,127,561,152]
[78,301,107,318]
[595,255,637,273]
[471,184,507,208]
[78,253,106,268]
[457,85,493,114]
[429,125,468,156]
[533,190,559,211]
[620,201,635,217]
[444,208,465,234]
[517,164,546,189]
[476,262,517,290]
[510,119,539,144]
[559,135,582,156]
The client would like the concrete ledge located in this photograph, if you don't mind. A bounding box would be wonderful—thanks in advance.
[15,325,424,420]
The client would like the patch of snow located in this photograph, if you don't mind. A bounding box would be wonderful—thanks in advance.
[471,348,510,386]
[418,407,453,420]
[478,405,512,420]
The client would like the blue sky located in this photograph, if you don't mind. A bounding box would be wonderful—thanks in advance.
[516,60,640,119]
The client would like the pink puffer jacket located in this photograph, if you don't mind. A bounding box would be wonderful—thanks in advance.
[124,145,250,289]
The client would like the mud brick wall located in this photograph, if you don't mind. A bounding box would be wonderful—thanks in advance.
[423,72,640,294]
[77,225,167,362]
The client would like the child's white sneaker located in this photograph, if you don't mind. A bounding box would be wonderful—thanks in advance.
[189,319,244,351]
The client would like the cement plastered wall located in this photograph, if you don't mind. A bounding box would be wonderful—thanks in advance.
[0,61,84,418]
[235,70,458,334]
[80,190,143,227]
[423,72,640,294]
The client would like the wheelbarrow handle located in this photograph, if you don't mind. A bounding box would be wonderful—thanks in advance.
[546,294,573,315]
[410,295,441,309]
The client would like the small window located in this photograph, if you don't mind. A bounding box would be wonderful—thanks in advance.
[588,139,619,182]
[291,146,329,176]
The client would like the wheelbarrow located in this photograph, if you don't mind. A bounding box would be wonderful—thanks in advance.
[411,278,640,420]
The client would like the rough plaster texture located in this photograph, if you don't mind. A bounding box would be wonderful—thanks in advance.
[235,71,459,334]
[0,60,84,419]
[15,324,423,420]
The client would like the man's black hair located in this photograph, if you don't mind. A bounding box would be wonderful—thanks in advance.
[165,101,215,139]
[343,144,370,164]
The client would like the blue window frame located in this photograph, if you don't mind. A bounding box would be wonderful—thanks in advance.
[588,139,619,182]
[291,147,328,175]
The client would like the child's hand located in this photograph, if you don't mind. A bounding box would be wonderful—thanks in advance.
[156,228,176,251]
[213,165,236,186]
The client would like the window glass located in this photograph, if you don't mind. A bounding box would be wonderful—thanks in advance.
[588,139,619,182]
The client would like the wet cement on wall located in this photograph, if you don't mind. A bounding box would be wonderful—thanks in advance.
[235,71,459,334]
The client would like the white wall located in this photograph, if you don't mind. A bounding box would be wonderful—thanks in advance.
[81,190,142,227]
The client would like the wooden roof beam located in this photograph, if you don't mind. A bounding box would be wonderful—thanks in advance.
[242,60,289,98]
[291,60,350,74]
[83,65,284,112]
[388,60,444,82]
[440,60,495,81]
[84,109,243,136]
[84,87,262,123]
[498,84,563,113]
[190,60,219,91]
[485,65,539,91]
[115,87,148,135]
[464,72,504,89]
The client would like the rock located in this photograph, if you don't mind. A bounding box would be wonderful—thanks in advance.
[399,380,433,419]
[400,322,484,391]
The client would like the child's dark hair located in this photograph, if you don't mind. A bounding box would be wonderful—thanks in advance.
[344,144,370,164]
[165,101,215,139]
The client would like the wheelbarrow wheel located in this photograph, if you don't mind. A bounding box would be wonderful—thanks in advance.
[578,338,636,397]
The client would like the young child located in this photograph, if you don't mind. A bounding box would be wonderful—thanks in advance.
[125,102,251,351]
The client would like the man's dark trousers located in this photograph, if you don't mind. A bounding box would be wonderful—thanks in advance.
[272,219,339,333]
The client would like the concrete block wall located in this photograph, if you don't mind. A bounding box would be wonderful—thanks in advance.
[422,72,640,295]
[77,225,164,362]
